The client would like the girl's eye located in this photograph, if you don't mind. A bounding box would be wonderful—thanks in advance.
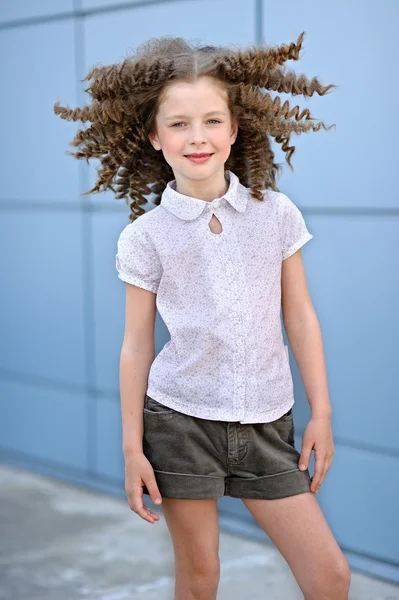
[171,120,221,128]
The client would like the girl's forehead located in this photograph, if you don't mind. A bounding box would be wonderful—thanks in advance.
[158,78,228,113]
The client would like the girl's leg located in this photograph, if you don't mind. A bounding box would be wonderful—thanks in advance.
[241,492,351,600]
[161,497,220,600]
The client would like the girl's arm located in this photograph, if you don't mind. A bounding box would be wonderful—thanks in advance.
[281,249,332,419]
[120,283,157,456]
[120,283,163,521]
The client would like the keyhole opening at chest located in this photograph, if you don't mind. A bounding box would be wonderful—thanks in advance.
[208,214,223,235]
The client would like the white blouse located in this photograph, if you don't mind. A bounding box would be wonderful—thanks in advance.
[116,170,313,423]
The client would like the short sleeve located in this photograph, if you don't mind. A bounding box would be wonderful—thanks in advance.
[277,193,313,260]
[116,223,163,293]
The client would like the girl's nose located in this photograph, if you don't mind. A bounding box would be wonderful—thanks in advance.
[188,125,207,144]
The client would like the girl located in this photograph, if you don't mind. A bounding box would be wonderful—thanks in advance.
[55,33,351,600]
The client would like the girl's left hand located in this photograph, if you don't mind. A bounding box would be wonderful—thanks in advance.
[298,415,335,494]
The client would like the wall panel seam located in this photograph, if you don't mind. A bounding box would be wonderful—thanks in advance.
[0,0,196,31]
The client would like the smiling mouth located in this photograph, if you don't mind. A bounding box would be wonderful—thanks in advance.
[185,153,214,158]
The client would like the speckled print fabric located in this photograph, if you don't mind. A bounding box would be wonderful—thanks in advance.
[116,170,313,424]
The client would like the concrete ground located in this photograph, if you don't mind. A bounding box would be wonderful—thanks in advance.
[0,465,398,600]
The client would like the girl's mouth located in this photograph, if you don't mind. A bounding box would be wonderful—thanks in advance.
[185,153,214,164]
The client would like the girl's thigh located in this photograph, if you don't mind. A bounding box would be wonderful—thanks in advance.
[241,492,351,596]
[161,498,220,571]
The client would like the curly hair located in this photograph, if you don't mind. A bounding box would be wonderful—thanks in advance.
[54,32,336,222]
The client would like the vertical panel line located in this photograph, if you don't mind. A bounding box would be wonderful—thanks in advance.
[73,0,97,477]
[255,0,263,45]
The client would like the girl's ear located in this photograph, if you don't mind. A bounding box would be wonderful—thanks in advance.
[149,131,161,151]
[231,121,238,144]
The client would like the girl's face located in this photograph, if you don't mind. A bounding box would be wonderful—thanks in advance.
[149,76,238,188]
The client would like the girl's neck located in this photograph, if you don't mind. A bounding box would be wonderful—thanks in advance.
[174,169,229,202]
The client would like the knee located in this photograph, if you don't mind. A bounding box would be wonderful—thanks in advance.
[306,556,351,600]
[332,555,351,592]
[177,556,220,594]
[186,567,220,599]
[191,558,220,585]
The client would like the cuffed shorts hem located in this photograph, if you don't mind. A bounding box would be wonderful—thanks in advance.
[225,467,311,499]
[143,470,225,499]
[143,467,311,500]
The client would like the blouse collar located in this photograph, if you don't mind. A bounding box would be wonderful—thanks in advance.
[160,170,248,221]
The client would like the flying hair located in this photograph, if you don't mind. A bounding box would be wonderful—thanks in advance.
[54,33,336,221]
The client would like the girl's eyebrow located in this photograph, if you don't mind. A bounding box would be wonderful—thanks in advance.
[164,111,226,121]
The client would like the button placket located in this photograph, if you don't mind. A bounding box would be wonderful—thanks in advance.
[212,214,246,420]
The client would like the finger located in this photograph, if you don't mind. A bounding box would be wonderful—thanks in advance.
[311,453,327,492]
[299,443,313,471]
[323,455,332,477]
[313,452,335,493]
[321,454,334,483]
[132,499,160,523]
[142,502,161,522]
[328,454,334,471]
[129,487,160,523]
[310,458,323,491]
[313,472,325,493]
[145,476,163,507]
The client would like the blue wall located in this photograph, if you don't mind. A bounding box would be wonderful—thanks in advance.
[0,0,398,583]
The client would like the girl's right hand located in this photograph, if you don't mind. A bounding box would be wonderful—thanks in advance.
[124,452,163,524]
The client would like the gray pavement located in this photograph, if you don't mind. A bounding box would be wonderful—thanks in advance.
[0,464,398,599]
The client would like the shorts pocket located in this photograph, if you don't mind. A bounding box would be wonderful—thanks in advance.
[143,394,176,415]
[275,409,295,447]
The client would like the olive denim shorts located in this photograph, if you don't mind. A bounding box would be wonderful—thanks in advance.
[142,394,311,500]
